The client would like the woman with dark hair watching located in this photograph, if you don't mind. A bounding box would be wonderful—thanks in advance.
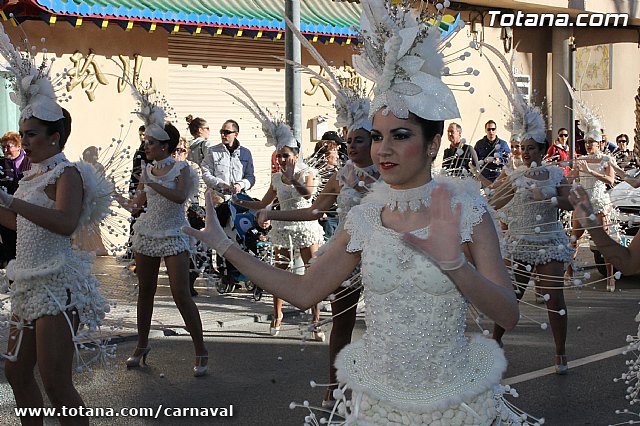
[185,114,211,166]
[116,98,208,377]
[0,27,112,423]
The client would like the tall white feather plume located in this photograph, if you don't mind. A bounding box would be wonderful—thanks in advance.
[481,42,546,144]
[128,79,171,141]
[560,75,602,142]
[221,78,296,150]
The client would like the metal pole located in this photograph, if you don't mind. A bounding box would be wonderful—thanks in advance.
[285,0,302,143]
[568,36,576,163]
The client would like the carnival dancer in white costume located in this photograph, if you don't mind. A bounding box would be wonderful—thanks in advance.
[0,26,111,425]
[562,77,617,292]
[184,1,541,424]
[478,43,574,374]
[224,78,325,340]
[114,84,208,377]
[254,18,379,407]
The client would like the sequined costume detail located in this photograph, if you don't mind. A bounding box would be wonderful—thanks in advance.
[268,169,324,248]
[131,161,197,257]
[503,166,573,265]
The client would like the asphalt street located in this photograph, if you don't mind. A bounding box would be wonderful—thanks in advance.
[0,253,638,425]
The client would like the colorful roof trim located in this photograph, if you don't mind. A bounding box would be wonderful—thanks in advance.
[3,0,360,39]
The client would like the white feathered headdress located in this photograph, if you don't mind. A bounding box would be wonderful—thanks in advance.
[221,77,297,150]
[560,76,603,142]
[0,24,64,122]
[353,0,470,121]
[283,18,372,133]
[481,43,546,144]
[129,80,172,141]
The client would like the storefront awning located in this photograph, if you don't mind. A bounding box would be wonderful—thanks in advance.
[2,0,361,42]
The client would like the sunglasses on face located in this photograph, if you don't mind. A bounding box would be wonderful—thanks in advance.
[486,128,496,132]
[220,129,236,136]
[176,148,187,153]
[617,139,628,144]
[559,134,569,137]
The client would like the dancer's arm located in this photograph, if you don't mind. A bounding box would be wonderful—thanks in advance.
[487,174,515,210]
[0,207,16,230]
[281,157,313,199]
[183,193,360,309]
[403,185,519,331]
[569,185,640,275]
[577,159,615,186]
[1,167,83,236]
[114,181,147,215]
[234,185,277,211]
[258,173,340,223]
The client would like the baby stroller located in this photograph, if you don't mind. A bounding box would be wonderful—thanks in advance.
[215,193,272,301]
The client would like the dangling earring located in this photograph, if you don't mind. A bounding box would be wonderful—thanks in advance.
[51,142,56,146]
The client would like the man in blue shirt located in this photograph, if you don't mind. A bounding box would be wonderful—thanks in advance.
[474,120,511,182]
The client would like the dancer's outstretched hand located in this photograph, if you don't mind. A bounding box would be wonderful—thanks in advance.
[568,185,601,228]
[402,184,465,270]
[182,192,233,254]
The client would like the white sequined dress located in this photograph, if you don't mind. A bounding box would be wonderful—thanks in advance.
[503,166,573,265]
[335,178,516,425]
[577,153,612,215]
[269,168,324,248]
[132,161,197,257]
[7,153,109,331]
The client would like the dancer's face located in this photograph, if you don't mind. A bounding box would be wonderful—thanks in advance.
[346,128,373,167]
[19,118,60,163]
[521,139,543,167]
[370,111,438,190]
[143,136,169,161]
[276,146,298,170]
[585,138,599,155]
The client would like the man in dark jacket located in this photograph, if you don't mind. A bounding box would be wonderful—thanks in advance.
[474,120,510,182]
[442,122,478,177]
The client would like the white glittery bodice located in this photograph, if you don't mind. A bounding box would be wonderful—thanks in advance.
[507,166,566,241]
[271,169,317,210]
[339,179,505,411]
[133,162,192,238]
[349,205,469,388]
[13,163,74,269]
[578,154,612,214]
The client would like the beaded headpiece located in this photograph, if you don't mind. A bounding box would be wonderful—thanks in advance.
[283,18,372,133]
[561,76,603,142]
[481,43,546,144]
[353,0,472,121]
[0,24,64,121]
[129,79,173,142]
[221,77,297,150]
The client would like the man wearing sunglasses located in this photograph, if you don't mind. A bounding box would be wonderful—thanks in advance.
[201,119,255,199]
[474,120,510,182]
[546,128,570,176]
[613,133,636,171]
